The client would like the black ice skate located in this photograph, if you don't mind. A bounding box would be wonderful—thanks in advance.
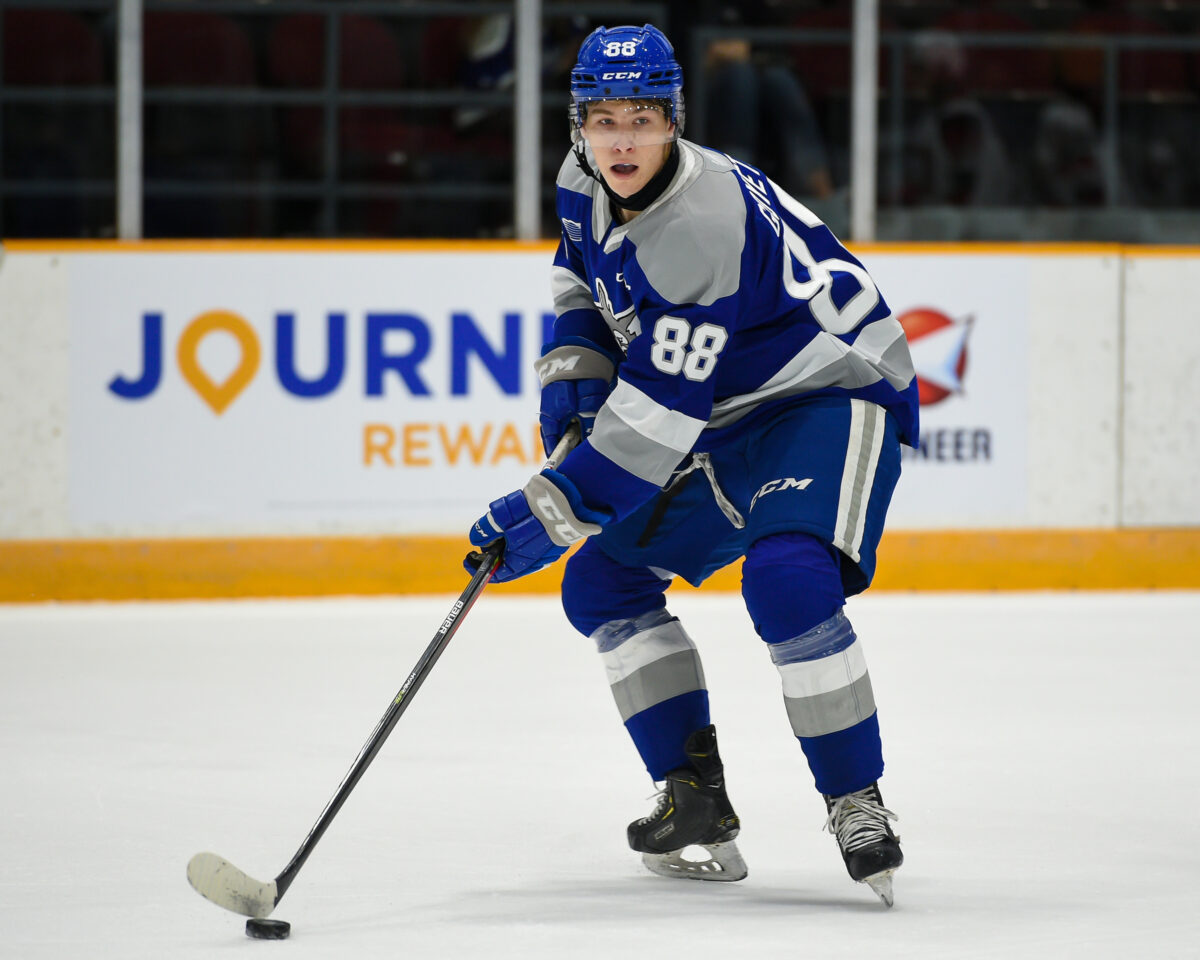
[824,782,903,907]
[627,725,747,882]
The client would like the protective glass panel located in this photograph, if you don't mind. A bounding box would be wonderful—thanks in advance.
[578,101,677,149]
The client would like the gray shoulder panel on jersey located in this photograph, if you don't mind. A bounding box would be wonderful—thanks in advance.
[551,265,596,315]
[629,142,747,308]
[556,149,593,195]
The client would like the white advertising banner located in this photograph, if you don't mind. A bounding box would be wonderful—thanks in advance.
[68,252,552,535]
[66,248,1030,536]
[870,254,1031,528]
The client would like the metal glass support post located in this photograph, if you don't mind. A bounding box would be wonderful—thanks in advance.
[321,11,341,236]
[887,35,904,210]
[117,0,143,239]
[850,0,878,243]
[1102,41,1120,208]
[514,0,542,240]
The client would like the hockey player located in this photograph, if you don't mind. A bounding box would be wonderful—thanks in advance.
[466,23,918,906]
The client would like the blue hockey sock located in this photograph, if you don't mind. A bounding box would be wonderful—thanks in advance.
[742,532,884,796]
[768,610,884,795]
[562,541,709,779]
[592,608,710,781]
[625,691,711,781]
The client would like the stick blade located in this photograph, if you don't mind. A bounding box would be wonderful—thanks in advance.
[187,852,278,918]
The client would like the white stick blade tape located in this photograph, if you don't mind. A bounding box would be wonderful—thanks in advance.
[187,852,278,918]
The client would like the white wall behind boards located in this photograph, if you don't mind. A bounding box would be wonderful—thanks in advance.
[0,252,69,536]
[1120,255,1200,525]
[1026,252,1122,527]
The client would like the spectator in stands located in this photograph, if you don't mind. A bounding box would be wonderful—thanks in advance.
[902,31,1013,206]
[667,1,833,200]
[454,13,589,133]
[703,32,834,200]
[1031,94,1107,207]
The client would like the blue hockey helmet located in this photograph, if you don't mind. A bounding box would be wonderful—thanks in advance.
[569,24,685,142]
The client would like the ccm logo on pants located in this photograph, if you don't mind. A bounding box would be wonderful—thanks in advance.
[751,477,813,512]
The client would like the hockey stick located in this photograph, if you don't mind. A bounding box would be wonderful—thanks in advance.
[187,426,581,919]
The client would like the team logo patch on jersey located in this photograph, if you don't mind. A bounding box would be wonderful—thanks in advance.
[561,218,584,242]
[898,307,974,406]
[593,276,640,353]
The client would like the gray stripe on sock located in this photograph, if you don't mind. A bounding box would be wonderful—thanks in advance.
[610,650,706,722]
[784,673,877,738]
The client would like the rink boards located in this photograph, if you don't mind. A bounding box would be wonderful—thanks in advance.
[1,240,1197,598]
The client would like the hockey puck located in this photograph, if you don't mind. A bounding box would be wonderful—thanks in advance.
[246,918,291,940]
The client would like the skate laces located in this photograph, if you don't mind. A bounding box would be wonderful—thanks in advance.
[639,783,673,824]
[824,789,897,852]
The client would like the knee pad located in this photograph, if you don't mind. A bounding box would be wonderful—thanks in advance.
[561,540,671,637]
[741,532,846,644]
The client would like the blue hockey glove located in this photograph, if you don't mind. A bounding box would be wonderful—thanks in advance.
[465,470,609,583]
[535,337,618,457]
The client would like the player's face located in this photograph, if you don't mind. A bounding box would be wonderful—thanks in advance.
[581,100,675,199]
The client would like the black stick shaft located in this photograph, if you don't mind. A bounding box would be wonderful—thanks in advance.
[272,546,500,903]
[269,425,579,905]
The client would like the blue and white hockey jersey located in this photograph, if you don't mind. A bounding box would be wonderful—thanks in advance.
[550,139,920,523]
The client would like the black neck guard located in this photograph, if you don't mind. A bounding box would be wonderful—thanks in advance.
[574,141,681,216]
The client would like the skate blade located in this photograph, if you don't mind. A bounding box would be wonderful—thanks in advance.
[863,869,896,907]
[641,841,748,882]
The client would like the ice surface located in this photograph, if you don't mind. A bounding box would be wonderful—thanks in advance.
[2,591,1198,959]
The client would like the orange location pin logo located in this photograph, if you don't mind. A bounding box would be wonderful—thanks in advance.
[177,310,261,414]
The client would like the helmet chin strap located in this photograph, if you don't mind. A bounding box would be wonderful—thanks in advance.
[574,140,680,213]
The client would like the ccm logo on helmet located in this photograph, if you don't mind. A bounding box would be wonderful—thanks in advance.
[601,71,643,80]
